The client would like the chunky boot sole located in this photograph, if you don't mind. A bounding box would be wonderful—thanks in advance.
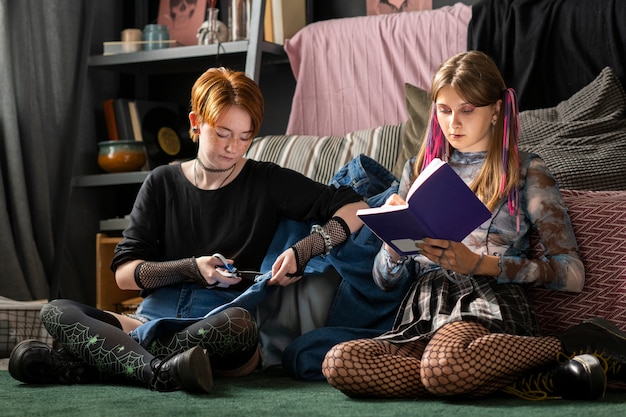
[584,317,626,343]
[9,339,48,384]
[171,346,214,394]
[8,339,84,384]
[559,317,626,382]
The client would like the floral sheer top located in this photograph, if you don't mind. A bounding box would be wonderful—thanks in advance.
[373,150,584,293]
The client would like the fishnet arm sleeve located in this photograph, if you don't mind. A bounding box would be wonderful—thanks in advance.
[290,217,351,276]
[134,257,207,289]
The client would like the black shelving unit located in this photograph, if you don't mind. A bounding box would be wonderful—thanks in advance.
[72,171,150,187]
[87,0,282,81]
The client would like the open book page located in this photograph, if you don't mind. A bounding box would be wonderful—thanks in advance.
[406,158,445,201]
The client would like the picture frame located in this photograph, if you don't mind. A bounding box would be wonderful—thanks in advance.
[366,0,432,15]
[158,0,208,46]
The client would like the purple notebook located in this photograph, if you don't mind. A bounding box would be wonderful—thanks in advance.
[357,158,492,255]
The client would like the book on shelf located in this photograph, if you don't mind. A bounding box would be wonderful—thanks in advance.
[356,158,492,255]
[127,101,143,142]
[271,0,307,45]
[102,98,119,140]
[113,98,134,141]
[264,0,274,42]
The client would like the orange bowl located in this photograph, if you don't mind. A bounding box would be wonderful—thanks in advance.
[98,140,147,173]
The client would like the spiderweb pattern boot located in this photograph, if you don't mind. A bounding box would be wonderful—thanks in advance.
[555,317,626,382]
[503,354,606,401]
[149,346,213,393]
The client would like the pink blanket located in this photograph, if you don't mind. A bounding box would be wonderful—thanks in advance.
[284,3,472,136]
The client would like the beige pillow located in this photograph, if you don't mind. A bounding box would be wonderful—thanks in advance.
[392,83,431,178]
[246,124,402,185]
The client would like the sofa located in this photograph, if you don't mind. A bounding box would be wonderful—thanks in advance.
[244,1,626,373]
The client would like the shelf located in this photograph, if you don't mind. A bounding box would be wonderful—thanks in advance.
[88,41,283,72]
[72,171,149,187]
[87,1,282,82]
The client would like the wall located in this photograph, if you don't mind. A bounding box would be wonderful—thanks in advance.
[310,0,480,20]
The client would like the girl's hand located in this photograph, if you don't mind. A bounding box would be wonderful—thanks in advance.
[195,255,243,288]
[268,248,302,287]
[385,193,406,207]
[416,238,480,275]
[380,194,408,261]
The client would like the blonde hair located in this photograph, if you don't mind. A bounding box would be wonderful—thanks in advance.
[189,67,264,142]
[414,51,520,212]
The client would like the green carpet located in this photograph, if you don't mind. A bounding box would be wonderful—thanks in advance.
[1,368,625,417]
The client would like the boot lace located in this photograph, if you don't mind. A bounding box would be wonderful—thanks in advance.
[149,352,178,392]
[48,349,85,384]
[502,371,560,401]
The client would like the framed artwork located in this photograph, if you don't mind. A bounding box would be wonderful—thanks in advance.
[158,0,208,46]
[366,0,432,15]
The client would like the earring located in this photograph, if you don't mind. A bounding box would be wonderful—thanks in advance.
[491,118,497,126]
[192,126,199,134]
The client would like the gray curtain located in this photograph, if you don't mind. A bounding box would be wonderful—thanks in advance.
[0,1,102,302]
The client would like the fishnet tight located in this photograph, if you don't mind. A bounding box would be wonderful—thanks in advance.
[322,321,562,399]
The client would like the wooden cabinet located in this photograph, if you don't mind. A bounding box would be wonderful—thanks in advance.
[95,233,141,312]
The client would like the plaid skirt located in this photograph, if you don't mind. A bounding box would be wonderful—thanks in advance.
[377,269,540,343]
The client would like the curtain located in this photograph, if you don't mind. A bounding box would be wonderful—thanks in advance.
[0,1,104,302]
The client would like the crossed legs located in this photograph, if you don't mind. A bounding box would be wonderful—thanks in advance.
[322,321,561,399]
[41,299,259,385]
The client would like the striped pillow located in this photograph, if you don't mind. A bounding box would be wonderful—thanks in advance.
[246,125,402,184]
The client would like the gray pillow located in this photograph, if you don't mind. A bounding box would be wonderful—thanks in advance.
[519,67,626,191]
[393,83,430,179]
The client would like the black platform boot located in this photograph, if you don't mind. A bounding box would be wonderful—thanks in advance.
[556,317,626,381]
[503,354,606,400]
[9,339,98,384]
[149,346,213,393]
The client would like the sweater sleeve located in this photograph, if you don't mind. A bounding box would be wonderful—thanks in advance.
[497,156,585,292]
[266,162,364,222]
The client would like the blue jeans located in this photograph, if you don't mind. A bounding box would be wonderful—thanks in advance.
[266,155,413,380]
[129,273,275,346]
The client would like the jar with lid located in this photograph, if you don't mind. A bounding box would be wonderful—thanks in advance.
[142,24,170,50]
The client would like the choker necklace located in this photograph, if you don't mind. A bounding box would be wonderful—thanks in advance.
[196,157,235,173]
[194,159,237,189]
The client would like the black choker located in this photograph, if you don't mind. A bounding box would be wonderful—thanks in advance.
[196,158,236,173]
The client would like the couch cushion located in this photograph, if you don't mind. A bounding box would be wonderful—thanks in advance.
[519,67,626,191]
[527,190,626,335]
[392,83,430,178]
[246,125,402,185]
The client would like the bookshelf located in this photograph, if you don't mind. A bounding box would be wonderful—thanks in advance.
[87,0,282,82]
